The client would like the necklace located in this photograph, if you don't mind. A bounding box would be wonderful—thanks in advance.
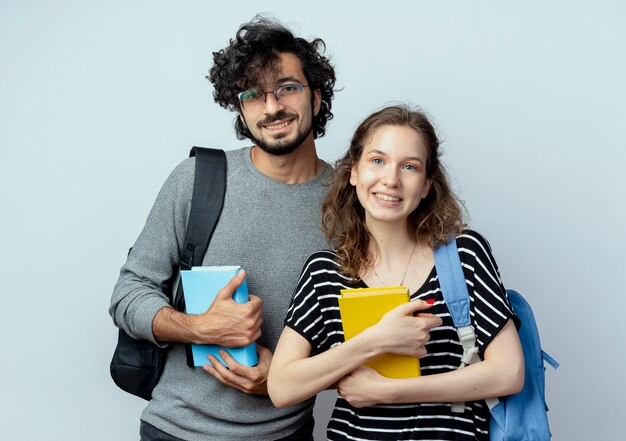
[372,241,417,287]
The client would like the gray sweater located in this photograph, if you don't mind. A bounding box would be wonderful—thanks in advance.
[110,147,333,441]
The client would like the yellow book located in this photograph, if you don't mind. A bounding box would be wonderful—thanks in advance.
[338,286,421,379]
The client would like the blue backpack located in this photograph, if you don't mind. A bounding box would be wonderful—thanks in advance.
[434,238,559,440]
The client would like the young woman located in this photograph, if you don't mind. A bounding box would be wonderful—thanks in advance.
[267,105,524,440]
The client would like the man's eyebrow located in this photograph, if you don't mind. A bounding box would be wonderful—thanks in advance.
[275,76,302,84]
[254,76,302,89]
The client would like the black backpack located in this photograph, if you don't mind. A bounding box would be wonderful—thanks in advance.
[110,147,227,400]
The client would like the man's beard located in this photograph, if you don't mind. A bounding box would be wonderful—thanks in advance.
[251,111,313,156]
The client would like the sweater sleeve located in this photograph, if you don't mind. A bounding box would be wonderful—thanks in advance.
[457,230,515,356]
[109,158,195,345]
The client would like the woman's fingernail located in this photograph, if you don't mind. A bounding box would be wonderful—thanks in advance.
[426,299,436,305]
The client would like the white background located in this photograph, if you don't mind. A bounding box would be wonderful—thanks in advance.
[1,1,625,440]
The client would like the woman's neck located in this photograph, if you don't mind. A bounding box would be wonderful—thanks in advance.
[369,230,415,267]
[363,220,434,290]
[365,216,409,258]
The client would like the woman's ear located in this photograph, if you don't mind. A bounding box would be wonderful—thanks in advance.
[422,179,433,198]
[349,163,358,186]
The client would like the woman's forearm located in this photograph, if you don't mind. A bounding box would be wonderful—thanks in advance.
[267,326,383,408]
[338,320,524,407]
[387,357,523,404]
[269,299,442,408]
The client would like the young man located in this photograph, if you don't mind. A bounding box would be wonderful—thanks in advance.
[110,17,336,441]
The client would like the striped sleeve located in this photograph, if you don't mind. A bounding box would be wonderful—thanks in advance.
[284,250,348,355]
[457,230,514,355]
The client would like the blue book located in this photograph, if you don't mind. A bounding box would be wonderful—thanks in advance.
[180,265,258,368]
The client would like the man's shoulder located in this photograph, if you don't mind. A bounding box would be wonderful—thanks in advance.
[167,146,249,180]
[319,161,335,185]
[223,146,250,161]
[183,146,249,167]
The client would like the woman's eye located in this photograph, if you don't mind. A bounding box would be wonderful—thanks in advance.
[402,164,417,171]
[371,158,383,165]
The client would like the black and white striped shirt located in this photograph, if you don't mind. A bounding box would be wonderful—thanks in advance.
[285,230,514,441]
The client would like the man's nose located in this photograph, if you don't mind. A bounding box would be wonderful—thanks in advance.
[263,91,285,115]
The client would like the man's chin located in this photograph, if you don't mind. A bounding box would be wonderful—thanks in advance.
[254,140,300,156]
[252,130,311,156]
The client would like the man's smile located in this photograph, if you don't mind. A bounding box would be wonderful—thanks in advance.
[263,119,294,131]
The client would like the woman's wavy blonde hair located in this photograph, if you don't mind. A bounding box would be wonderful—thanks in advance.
[321,104,465,278]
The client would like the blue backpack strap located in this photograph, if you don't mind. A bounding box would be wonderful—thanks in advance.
[543,351,560,369]
[433,238,471,327]
[434,237,481,413]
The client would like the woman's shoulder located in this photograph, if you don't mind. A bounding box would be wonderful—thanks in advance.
[456,229,495,255]
[302,249,342,271]
[294,250,353,294]
[297,249,357,285]
[455,228,503,281]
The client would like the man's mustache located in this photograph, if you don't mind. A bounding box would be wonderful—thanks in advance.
[257,112,297,128]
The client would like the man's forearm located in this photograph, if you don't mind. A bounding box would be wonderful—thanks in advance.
[152,306,201,344]
[152,280,264,347]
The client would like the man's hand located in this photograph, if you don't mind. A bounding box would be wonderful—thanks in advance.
[203,344,273,395]
[152,270,263,346]
[191,270,263,347]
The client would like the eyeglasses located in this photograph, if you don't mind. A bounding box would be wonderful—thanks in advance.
[237,83,309,111]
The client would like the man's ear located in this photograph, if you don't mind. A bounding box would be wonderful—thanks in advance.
[313,89,322,116]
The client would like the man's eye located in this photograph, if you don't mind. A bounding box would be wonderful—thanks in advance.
[281,84,299,93]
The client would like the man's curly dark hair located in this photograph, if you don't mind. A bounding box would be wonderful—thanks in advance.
[208,16,336,140]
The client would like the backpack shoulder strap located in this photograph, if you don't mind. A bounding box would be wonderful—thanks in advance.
[433,238,471,327]
[434,237,481,413]
[173,147,226,307]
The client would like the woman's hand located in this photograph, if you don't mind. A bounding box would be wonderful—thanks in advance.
[337,366,389,408]
[365,299,442,357]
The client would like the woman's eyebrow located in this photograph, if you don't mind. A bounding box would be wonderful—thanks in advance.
[366,149,425,164]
